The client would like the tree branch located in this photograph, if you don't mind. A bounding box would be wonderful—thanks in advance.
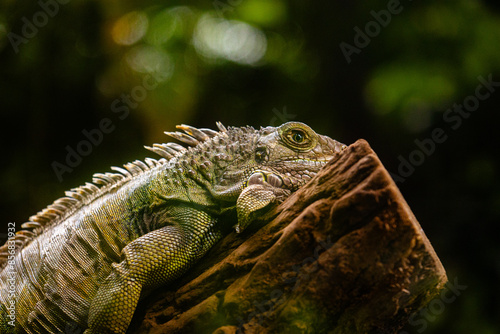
[129,139,447,334]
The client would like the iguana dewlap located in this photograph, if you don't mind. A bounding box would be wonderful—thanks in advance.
[0,122,345,333]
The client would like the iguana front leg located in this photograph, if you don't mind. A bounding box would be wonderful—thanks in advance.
[235,171,291,233]
[84,208,221,334]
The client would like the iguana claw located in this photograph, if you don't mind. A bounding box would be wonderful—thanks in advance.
[235,184,277,233]
[236,171,290,233]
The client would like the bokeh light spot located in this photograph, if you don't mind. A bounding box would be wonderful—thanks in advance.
[238,0,286,26]
[125,45,173,82]
[146,7,192,46]
[112,11,149,46]
[193,14,267,65]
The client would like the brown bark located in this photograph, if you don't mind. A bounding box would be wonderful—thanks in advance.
[128,139,447,334]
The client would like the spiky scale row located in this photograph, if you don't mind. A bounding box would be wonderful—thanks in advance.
[144,142,186,160]
[0,123,226,269]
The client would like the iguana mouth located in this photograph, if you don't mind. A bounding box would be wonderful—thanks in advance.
[291,158,331,165]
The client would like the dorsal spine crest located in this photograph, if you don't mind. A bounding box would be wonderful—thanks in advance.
[0,122,234,268]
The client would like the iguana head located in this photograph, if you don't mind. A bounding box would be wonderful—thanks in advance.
[214,121,346,232]
[247,121,346,191]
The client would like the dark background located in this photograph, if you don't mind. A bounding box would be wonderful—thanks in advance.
[1,0,499,332]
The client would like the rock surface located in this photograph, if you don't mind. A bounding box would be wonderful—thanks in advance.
[128,139,447,334]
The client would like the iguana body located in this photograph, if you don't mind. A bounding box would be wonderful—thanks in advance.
[0,122,345,333]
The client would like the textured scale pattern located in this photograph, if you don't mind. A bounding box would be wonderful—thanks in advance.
[0,122,345,333]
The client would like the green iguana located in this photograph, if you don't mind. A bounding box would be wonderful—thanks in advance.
[0,121,345,333]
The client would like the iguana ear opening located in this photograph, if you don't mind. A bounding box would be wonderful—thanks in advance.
[235,185,277,233]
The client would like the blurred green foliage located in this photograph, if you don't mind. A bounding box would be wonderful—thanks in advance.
[0,0,499,332]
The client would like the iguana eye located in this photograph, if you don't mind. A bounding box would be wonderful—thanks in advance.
[290,130,305,144]
[278,122,317,151]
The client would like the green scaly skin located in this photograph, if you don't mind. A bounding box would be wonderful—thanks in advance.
[0,122,345,333]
